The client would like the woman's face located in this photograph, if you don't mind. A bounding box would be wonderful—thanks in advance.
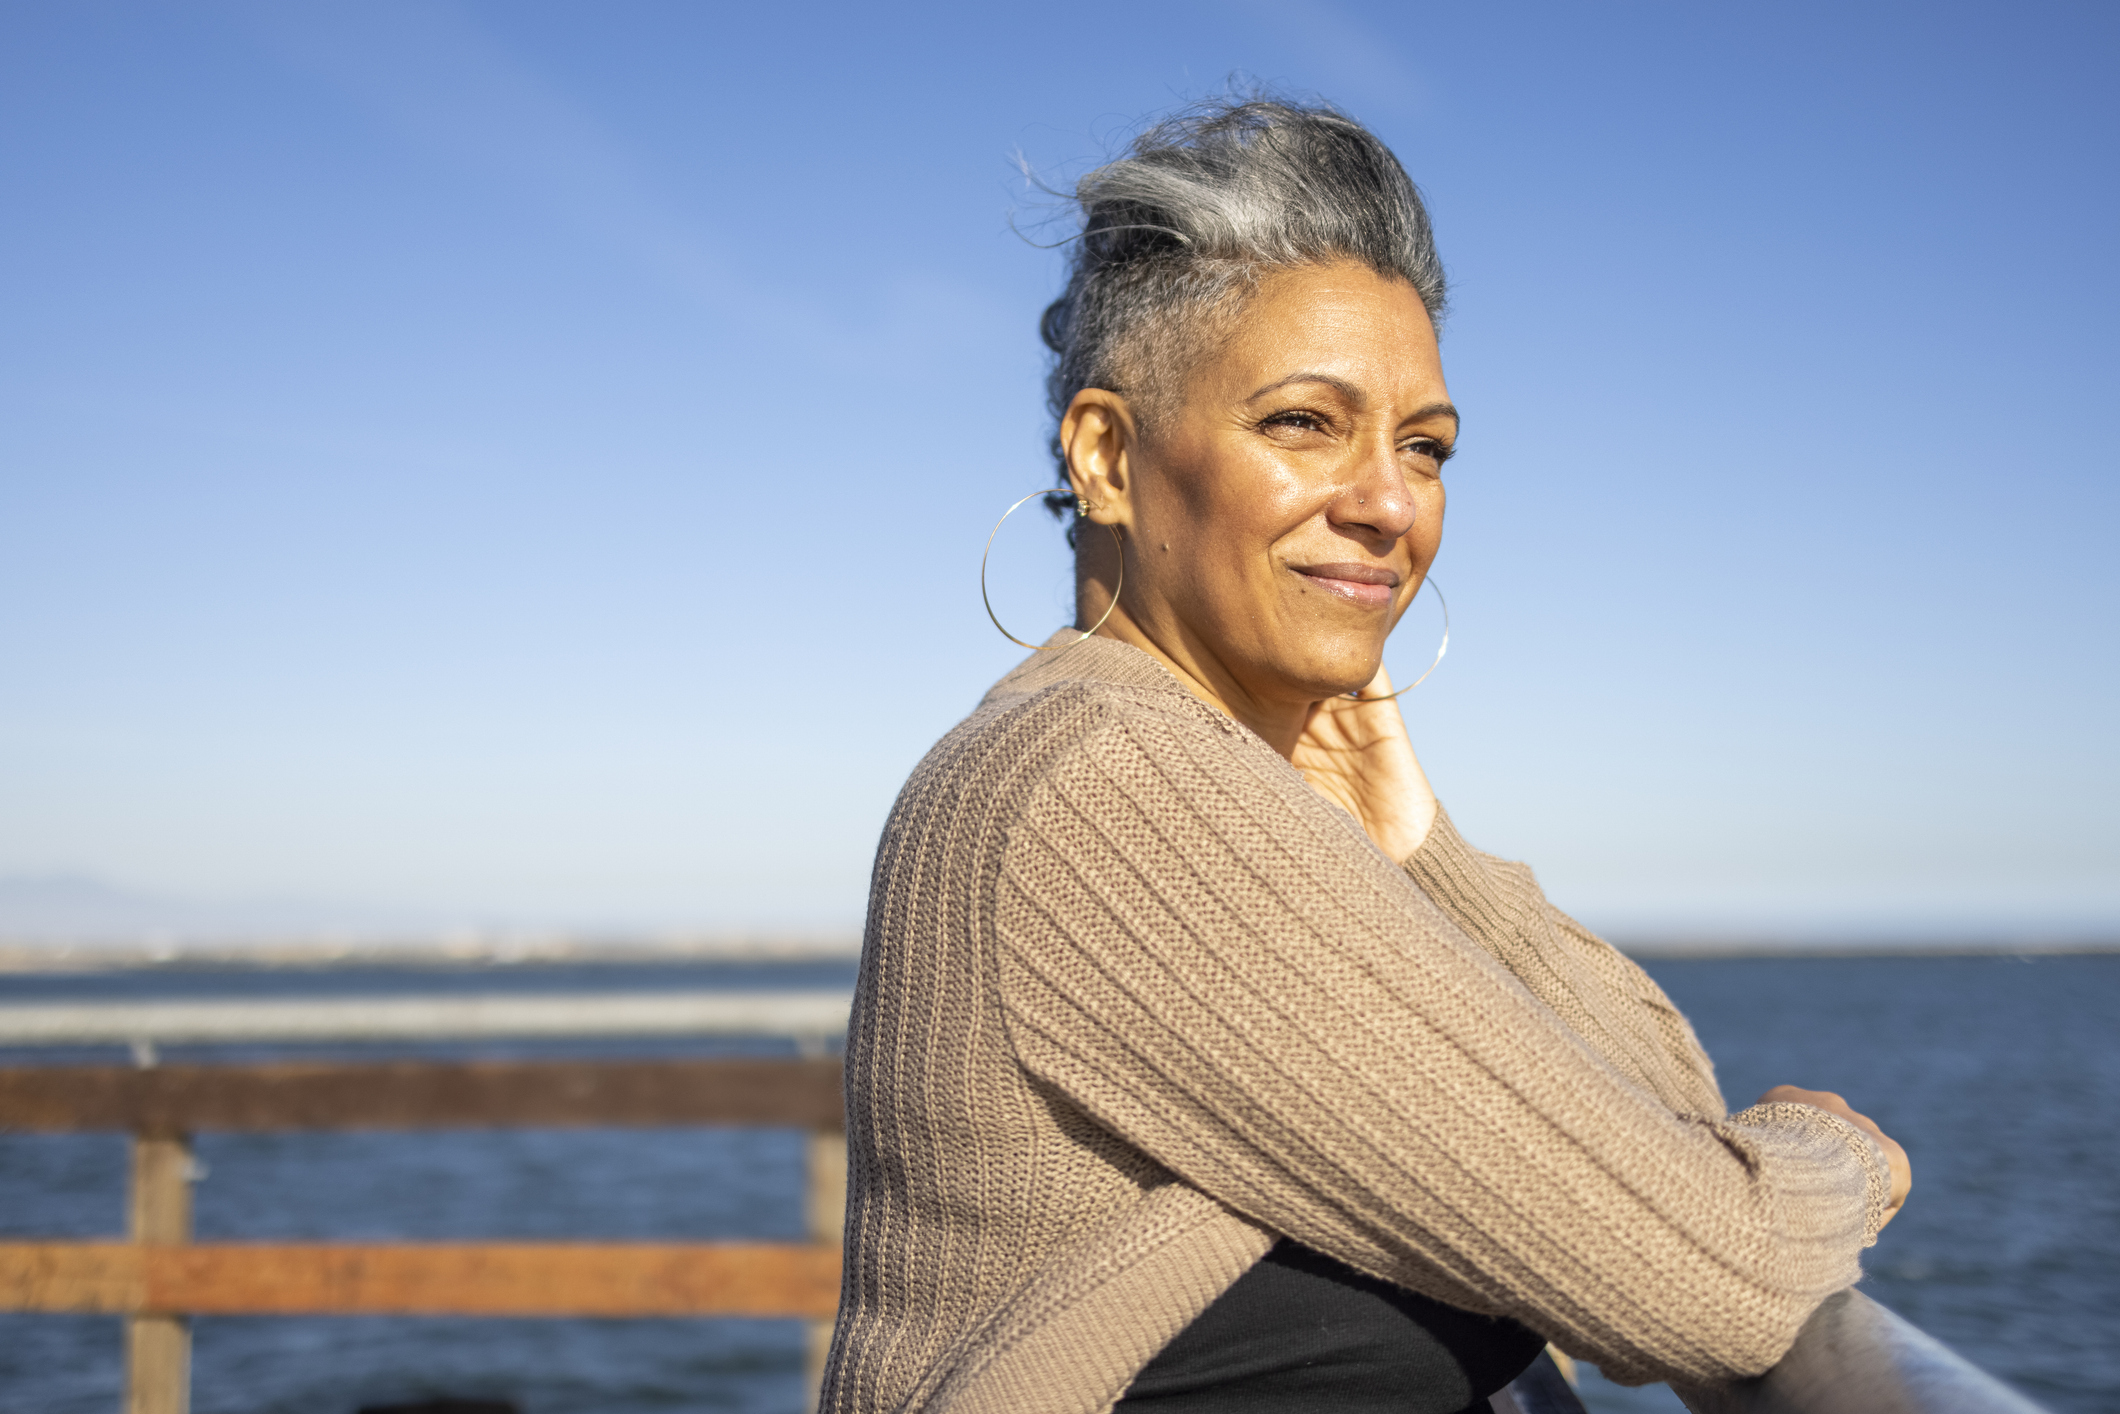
[1080,259,1455,710]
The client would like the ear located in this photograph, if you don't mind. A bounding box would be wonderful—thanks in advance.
[1059,388,1138,529]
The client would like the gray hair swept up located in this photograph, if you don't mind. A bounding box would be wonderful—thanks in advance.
[1039,97,1447,506]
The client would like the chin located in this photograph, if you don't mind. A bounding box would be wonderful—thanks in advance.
[1261,634,1382,703]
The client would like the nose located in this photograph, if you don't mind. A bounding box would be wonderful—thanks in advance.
[1326,444,1417,548]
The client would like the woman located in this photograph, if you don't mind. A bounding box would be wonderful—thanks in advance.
[821,99,1911,1414]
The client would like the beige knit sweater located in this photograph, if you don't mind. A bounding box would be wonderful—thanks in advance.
[822,634,1890,1414]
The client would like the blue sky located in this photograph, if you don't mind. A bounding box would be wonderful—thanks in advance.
[1,0,2114,943]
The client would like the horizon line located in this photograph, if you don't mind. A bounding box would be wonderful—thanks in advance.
[3,933,2118,973]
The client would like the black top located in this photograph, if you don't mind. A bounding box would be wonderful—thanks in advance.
[1115,1240,1547,1413]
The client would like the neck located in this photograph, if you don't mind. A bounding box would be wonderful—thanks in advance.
[1088,607,1314,759]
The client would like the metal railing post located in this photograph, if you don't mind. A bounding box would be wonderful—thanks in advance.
[804,1126,847,1413]
[125,1133,193,1414]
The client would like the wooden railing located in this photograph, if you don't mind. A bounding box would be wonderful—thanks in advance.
[0,1056,849,1414]
[2,995,2043,1414]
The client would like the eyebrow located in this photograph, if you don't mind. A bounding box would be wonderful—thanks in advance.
[1243,372,1461,429]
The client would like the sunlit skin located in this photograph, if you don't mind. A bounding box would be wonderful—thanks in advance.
[1062,260,1452,861]
[1056,259,1911,1222]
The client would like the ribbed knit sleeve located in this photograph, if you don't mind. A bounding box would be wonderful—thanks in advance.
[1403,807,1728,1122]
[992,691,1890,1387]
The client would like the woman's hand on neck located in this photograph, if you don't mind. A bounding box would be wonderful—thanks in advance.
[1084,600,1438,861]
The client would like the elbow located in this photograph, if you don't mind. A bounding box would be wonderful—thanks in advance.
[1575,1255,1856,1388]
[1584,1310,1804,1389]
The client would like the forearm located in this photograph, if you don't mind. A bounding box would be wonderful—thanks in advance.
[998,711,1889,1384]
[1002,891,1888,1384]
[1403,805,1727,1119]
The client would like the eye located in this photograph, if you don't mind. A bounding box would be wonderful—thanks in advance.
[1401,436,1455,465]
[1259,409,1328,435]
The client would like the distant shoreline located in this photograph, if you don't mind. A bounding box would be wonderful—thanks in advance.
[1617,939,2120,959]
[0,934,2115,972]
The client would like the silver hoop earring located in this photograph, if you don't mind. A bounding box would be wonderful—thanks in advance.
[982,490,1126,651]
[1346,577,1449,702]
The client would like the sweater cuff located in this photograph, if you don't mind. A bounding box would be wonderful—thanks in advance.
[1733,1101,1896,1247]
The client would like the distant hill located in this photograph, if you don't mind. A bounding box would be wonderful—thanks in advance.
[0,872,425,943]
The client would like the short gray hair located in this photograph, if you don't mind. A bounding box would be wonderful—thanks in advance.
[1038,97,1447,506]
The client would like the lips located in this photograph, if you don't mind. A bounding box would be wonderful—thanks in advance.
[1290,561,1401,609]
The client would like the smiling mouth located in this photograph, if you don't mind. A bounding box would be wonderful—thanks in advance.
[1290,562,1401,609]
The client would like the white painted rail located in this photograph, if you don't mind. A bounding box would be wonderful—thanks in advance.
[0,990,855,1045]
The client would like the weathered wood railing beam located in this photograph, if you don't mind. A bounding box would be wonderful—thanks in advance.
[0,1056,849,1413]
[126,1136,193,1414]
[0,1057,845,1133]
[1,1053,2047,1414]
[805,1130,848,1411]
[0,1241,842,1317]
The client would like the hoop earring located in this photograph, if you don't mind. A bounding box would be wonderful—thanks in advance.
[982,489,1126,651]
[1346,577,1449,702]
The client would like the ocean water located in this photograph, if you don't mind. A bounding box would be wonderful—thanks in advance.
[1572,955,2120,1414]
[1,954,2113,1413]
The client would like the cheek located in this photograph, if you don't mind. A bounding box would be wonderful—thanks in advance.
[1413,482,1446,558]
[1158,445,1311,555]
